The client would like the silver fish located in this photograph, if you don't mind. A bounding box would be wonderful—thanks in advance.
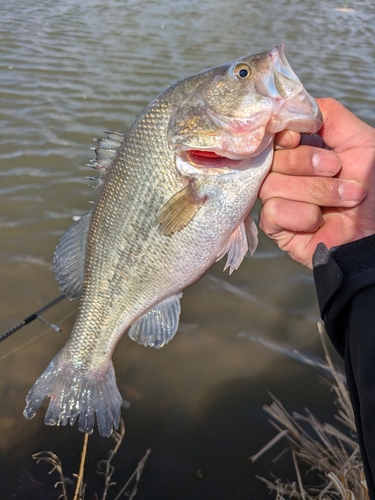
[24,44,322,436]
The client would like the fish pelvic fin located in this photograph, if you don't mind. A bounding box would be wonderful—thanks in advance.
[155,183,205,236]
[128,293,182,348]
[243,214,258,256]
[217,215,258,274]
[23,350,123,437]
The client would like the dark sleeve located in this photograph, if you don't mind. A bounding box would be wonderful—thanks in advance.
[313,234,375,499]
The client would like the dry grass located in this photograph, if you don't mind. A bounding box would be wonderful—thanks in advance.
[32,418,151,500]
[251,324,368,500]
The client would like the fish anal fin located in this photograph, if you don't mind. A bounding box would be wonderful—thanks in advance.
[128,294,182,348]
[155,183,205,236]
[217,216,258,274]
[53,211,92,299]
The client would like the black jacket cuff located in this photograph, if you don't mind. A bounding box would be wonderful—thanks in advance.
[313,234,375,356]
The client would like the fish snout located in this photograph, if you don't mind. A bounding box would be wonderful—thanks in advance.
[255,44,323,135]
[255,43,303,100]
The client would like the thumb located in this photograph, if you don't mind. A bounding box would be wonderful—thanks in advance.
[317,98,373,151]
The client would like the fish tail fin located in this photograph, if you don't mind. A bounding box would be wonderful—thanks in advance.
[23,350,123,437]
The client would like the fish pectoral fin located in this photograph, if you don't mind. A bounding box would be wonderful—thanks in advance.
[244,214,258,256]
[128,293,182,348]
[216,216,258,275]
[53,210,92,299]
[155,183,205,236]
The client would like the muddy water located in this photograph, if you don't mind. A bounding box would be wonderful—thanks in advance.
[1,0,374,498]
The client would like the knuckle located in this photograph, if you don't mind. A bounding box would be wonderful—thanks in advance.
[308,178,338,203]
[259,204,273,233]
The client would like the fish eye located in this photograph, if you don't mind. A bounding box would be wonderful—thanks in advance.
[233,64,252,80]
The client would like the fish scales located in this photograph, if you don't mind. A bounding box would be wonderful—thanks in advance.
[74,103,182,357]
[24,44,322,436]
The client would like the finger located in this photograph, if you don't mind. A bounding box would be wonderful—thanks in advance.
[260,202,374,270]
[258,215,358,270]
[274,231,317,269]
[274,130,301,149]
[271,146,342,176]
[263,230,317,268]
[274,131,325,150]
[260,172,367,207]
[288,212,369,268]
[260,198,323,235]
[317,97,375,150]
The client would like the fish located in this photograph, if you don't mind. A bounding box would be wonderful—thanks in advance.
[23,43,322,437]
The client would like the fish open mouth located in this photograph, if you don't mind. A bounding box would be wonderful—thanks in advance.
[185,149,246,169]
[189,150,224,159]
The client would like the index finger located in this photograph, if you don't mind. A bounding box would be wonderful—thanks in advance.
[272,146,342,177]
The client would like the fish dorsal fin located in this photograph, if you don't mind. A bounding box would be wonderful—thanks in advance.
[53,132,123,298]
[90,131,124,172]
[155,183,205,236]
[216,215,258,274]
[128,293,183,348]
[53,211,92,299]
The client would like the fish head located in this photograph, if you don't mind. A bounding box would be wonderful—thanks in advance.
[168,43,322,165]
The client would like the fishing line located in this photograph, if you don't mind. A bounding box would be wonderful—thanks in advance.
[0,305,79,361]
[0,294,66,343]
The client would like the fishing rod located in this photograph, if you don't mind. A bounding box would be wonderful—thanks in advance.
[0,294,66,342]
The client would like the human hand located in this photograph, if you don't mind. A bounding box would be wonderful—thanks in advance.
[259,98,375,268]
